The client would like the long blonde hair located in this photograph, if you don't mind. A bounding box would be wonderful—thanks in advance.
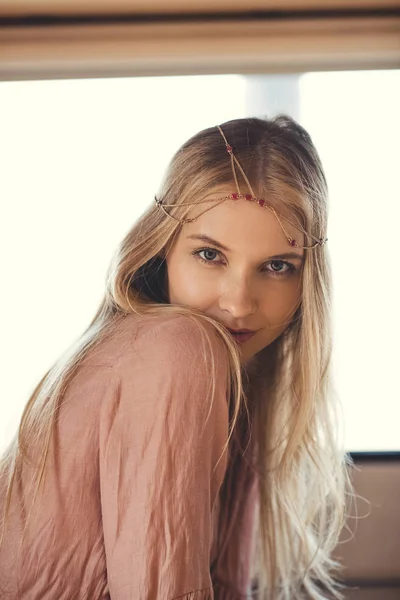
[1,116,351,599]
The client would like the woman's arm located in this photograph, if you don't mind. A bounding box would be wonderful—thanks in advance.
[99,316,230,600]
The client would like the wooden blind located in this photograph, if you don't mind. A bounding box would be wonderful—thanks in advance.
[0,2,399,80]
[1,1,400,16]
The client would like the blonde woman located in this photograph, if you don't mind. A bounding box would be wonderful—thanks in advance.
[0,116,350,600]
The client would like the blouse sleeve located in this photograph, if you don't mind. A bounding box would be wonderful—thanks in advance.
[98,316,230,600]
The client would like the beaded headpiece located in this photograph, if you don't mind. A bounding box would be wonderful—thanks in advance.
[155,125,327,250]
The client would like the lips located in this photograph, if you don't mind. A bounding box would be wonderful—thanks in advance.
[227,329,257,344]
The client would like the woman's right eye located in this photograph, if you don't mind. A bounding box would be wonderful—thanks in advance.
[199,249,219,261]
[192,248,222,265]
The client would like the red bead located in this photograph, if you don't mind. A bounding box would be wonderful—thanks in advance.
[231,193,239,199]
[289,239,297,247]
[226,145,233,153]
[258,199,265,207]
[245,194,252,200]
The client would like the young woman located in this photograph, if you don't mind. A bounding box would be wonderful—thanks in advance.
[0,116,351,600]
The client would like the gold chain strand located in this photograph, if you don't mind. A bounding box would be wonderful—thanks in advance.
[154,125,327,250]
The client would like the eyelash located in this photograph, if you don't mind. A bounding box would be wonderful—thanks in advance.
[191,247,297,277]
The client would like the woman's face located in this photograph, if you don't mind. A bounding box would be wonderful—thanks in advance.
[165,191,304,363]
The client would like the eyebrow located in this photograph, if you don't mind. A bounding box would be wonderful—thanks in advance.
[186,234,304,261]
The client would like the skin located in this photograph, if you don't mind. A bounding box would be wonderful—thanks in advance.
[165,190,304,364]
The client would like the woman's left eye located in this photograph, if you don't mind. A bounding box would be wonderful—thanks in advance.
[264,260,296,276]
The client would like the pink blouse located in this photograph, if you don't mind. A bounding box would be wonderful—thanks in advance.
[0,313,258,599]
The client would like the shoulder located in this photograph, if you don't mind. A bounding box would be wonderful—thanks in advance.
[135,311,225,348]
[83,310,230,376]
[98,313,231,437]
[118,311,230,378]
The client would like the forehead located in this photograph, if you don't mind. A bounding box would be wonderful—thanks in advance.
[182,193,304,255]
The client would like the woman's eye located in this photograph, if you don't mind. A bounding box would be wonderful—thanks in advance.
[270,260,286,272]
[197,248,220,262]
[265,260,295,275]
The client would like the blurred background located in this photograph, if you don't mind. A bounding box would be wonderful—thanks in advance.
[1,1,399,455]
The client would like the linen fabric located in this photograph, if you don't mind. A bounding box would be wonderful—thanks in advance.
[0,313,258,599]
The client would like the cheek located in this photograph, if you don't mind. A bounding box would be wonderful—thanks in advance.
[261,280,301,323]
[167,256,215,308]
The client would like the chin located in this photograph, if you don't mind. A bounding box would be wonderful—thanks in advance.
[242,336,273,363]
[239,345,257,365]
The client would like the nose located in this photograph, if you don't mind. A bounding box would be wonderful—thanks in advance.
[218,274,258,320]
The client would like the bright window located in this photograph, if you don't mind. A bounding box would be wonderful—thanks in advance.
[1,71,399,453]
